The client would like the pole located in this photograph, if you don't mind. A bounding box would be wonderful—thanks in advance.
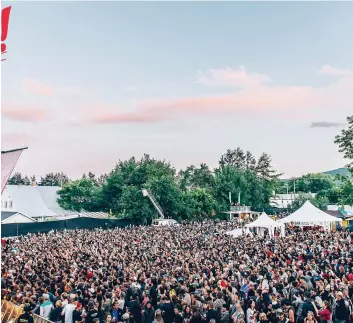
[16,223,19,236]
[238,191,241,204]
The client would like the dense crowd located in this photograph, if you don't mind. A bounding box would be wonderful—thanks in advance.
[1,221,353,323]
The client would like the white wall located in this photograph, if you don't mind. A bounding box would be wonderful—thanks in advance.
[2,213,35,224]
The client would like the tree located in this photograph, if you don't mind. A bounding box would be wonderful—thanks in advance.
[181,188,217,220]
[177,163,215,191]
[219,147,246,168]
[289,192,329,211]
[339,179,353,206]
[39,172,69,186]
[7,172,31,185]
[295,173,335,193]
[335,115,353,170]
[57,178,101,212]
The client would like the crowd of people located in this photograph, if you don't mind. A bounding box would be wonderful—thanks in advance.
[1,221,353,323]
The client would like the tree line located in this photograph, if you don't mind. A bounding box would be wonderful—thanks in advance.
[7,115,353,222]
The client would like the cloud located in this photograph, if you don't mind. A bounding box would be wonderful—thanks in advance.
[319,64,353,77]
[7,64,352,126]
[2,104,47,122]
[22,78,86,96]
[197,66,271,88]
[310,121,344,128]
[22,78,54,96]
[90,113,163,124]
[1,133,32,147]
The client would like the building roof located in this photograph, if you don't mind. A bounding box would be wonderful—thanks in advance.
[1,211,35,223]
[1,211,18,221]
[2,185,59,218]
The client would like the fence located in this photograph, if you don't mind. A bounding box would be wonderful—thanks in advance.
[1,299,53,323]
[1,217,136,237]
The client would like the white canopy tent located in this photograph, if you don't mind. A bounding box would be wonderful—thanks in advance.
[245,212,284,238]
[225,227,253,238]
[278,200,342,229]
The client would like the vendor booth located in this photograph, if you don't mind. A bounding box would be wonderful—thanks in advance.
[245,212,284,238]
[279,200,342,230]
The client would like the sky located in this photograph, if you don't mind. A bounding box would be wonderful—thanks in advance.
[1,1,353,179]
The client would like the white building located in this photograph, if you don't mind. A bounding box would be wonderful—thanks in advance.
[1,185,111,223]
[270,193,316,208]
[1,211,36,224]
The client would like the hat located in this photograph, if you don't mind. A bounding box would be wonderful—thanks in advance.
[123,313,130,320]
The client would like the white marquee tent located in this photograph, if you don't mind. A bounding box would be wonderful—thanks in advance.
[225,227,253,238]
[245,212,284,237]
[278,200,342,228]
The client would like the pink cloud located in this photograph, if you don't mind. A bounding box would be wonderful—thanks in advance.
[319,64,353,77]
[1,133,32,147]
[197,66,271,88]
[90,113,163,124]
[2,104,47,122]
[22,78,54,96]
[22,78,86,96]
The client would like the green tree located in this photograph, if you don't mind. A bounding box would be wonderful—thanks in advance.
[295,173,335,193]
[8,172,31,185]
[177,163,215,191]
[181,188,217,220]
[212,165,247,211]
[339,179,353,205]
[290,192,329,211]
[39,172,69,186]
[57,178,101,212]
[335,115,353,170]
[219,147,246,168]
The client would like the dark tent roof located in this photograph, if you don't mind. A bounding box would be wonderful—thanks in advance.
[1,211,17,221]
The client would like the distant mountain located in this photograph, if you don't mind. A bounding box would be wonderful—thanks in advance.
[323,167,351,178]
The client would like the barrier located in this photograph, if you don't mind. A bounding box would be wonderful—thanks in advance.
[1,217,136,237]
[1,300,54,323]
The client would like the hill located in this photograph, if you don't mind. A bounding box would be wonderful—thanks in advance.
[323,167,351,178]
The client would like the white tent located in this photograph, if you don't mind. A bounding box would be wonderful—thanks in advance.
[225,228,253,238]
[279,200,342,228]
[245,212,284,237]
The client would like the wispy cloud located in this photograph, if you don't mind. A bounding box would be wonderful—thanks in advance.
[23,78,54,96]
[1,133,32,147]
[197,66,271,88]
[22,78,86,96]
[7,64,353,126]
[2,104,47,122]
[319,64,353,77]
[90,113,163,124]
[310,121,344,128]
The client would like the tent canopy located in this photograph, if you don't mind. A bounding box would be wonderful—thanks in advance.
[245,212,283,228]
[279,200,342,225]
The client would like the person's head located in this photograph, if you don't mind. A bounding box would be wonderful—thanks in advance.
[146,302,152,310]
[106,314,112,322]
[235,302,242,311]
[306,312,314,320]
[155,309,163,321]
[55,300,62,308]
[336,291,343,300]
[259,313,268,321]
[323,301,331,311]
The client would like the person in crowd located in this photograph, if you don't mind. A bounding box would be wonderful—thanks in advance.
[17,304,34,323]
[49,300,63,323]
[40,294,54,319]
[1,223,353,323]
